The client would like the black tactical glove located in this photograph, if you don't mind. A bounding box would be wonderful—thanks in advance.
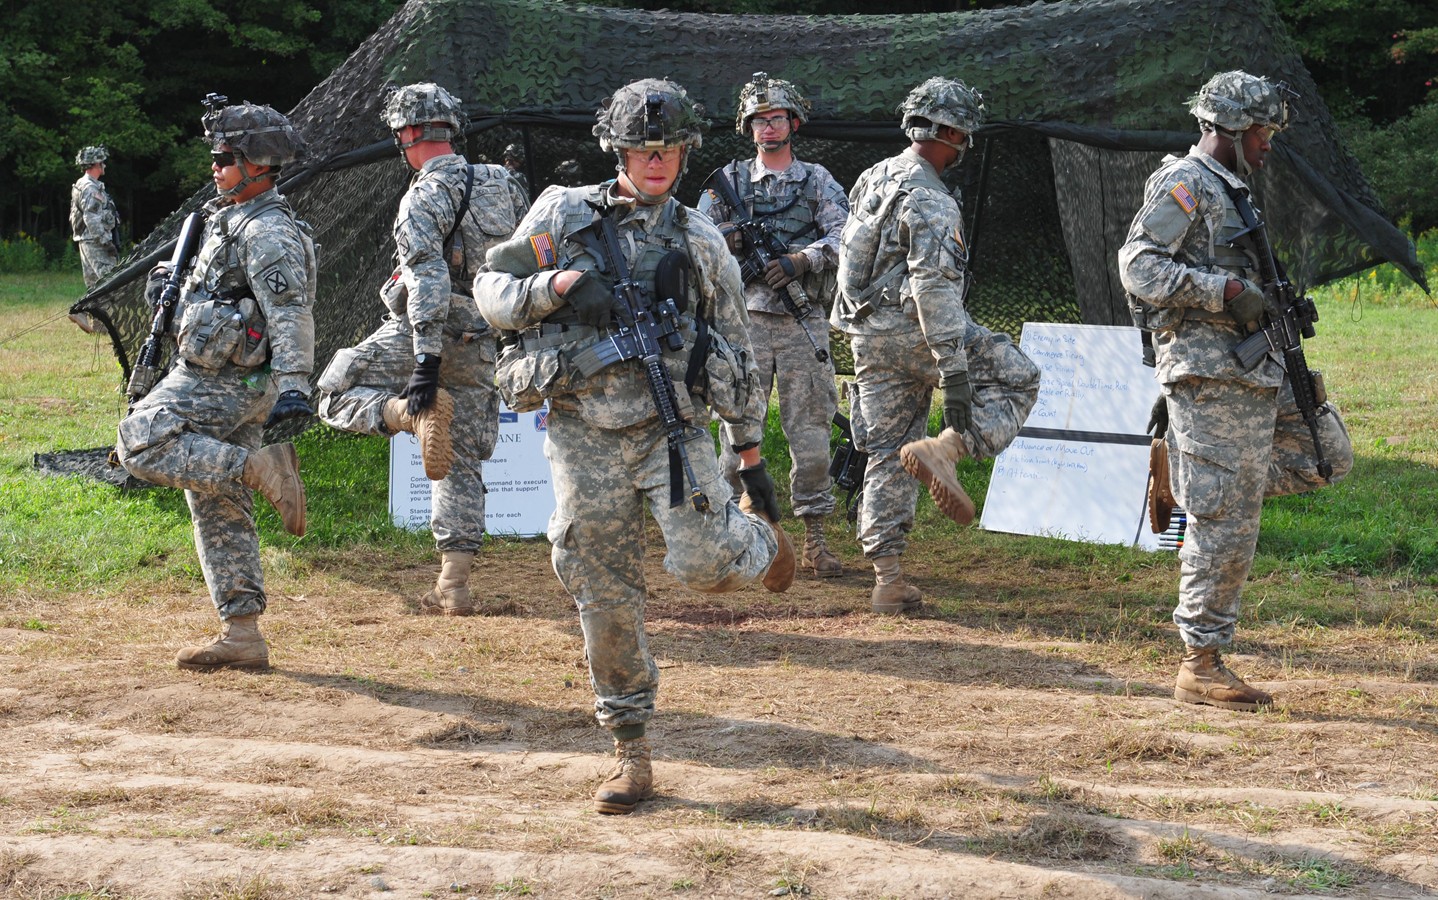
[265,390,314,427]
[400,354,442,416]
[940,371,973,434]
[144,266,169,305]
[1225,278,1266,333]
[763,252,810,290]
[738,459,782,523]
[564,269,614,330]
[1146,394,1169,439]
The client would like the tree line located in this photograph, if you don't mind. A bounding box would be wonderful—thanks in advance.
[3,0,1435,268]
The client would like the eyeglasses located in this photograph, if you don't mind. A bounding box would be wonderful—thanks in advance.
[210,150,237,168]
[1251,125,1278,143]
[750,114,791,131]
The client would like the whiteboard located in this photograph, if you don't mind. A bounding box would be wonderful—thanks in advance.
[980,323,1167,549]
[389,401,556,538]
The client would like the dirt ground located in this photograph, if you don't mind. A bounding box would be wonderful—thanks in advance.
[2,531,1436,900]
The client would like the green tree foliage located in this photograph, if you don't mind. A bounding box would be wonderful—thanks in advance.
[1348,97,1438,232]
[0,0,401,253]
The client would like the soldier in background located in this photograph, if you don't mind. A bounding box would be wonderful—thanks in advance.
[116,100,315,671]
[475,78,795,816]
[318,83,529,616]
[1119,71,1353,711]
[70,146,121,288]
[552,158,582,187]
[699,73,849,579]
[834,77,1040,614]
[502,143,529,196]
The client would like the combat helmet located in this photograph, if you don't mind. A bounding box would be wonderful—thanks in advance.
[899,77,986,159]
[593,78,705,204]
[201,94,306,198]
[502,143,524,165]
[1190,71,1293,134]
[1190,71,1295,176]
[382,82,465,152]
[735,72,811,139]
[75,146,109,168]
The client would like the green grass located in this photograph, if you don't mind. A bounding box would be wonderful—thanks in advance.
[2,269,1436,610]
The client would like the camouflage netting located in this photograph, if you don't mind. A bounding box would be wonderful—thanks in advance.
[67,0,1422,461]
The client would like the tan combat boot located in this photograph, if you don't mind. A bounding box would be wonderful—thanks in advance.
[900,427,976,525]
[383,388,455,481]
[594,735,653,815]
[800,515,842,578]
[1148,438,1176,533]
[738,493,795,593]
[176,613,269,671]
[1174,646,1272,712]
[870,554,923,614]
[241,442,306,537]
[420,550,476,616]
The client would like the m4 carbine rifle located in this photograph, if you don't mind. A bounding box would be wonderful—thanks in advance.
[568,202,711,512]
[828,411,867,523]
[1228,190,1333,482]
[705,166,829,363]
[126,211,205,404]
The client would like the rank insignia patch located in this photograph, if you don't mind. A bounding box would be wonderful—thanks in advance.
[529,232,557,269]
[1169,182,1197,215]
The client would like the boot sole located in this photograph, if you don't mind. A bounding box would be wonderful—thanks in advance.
[276,442,306,537]
[871,600,924,614]
[594,790,654,815]
[419,604,475,617]
[177,658,270,672]
[899,446,976,525]
[1174,687,1269,712]
[418,390,456,482]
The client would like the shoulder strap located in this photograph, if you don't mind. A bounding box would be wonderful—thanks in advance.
[443,165,476,269]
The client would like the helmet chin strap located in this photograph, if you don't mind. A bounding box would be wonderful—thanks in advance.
[756,135,792,153]
[1217,127,1252,178]
[217,156,272,200]
[614,147,688,206]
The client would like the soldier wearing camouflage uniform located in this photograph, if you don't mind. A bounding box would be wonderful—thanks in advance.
[698,73,850,579]
[117,100,316,671]
[1119,71,1353,711]
[318,83,529,616]
[833,77,1040,614]
[70,146,121,288]
[502,143,529,196]
[474,78,795,816]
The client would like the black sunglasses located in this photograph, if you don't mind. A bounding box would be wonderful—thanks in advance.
[210,150,237,168]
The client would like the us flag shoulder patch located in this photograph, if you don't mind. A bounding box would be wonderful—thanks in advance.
[529,232,557,269]
[1169,182,1198,215]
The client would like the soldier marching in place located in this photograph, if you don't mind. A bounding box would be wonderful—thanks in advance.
[699,72,850,579]
[1120,71,1352,711]
[71,145,122,288]
[318,83,528,617]
[116,99,315,671]
[475,78,796,815]
[833,77,1040,614]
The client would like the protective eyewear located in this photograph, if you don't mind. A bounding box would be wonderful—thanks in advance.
[750,114,791,131]
[210,150,238,168]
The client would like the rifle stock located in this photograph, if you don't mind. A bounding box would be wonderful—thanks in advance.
[126,211,205,404]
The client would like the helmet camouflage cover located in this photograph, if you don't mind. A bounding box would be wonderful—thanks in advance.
[594,78,705,152]
[382,82,465,132]
[503,142,524,163]
[75,146,109,167]
[735,72,811,133]
[899,76,986,142]
[203,102,307,167]
[1190,70,1294,133]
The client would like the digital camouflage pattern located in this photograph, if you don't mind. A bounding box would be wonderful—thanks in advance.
[116,186,317,620]
[594,78,705,153]
[735,72,810,131]
[71,173,120,287]
[318,152,527,553]
[698,156,848,518]
[898,77,986,145]
[1120,144,1353,650]
[1190,71,1292,133]
[76,0,1419,450]
[382,82,465,131]
[838,147,1038,560]
[74,145,108,167]
[474,176,777,729]
[203,103,307,168]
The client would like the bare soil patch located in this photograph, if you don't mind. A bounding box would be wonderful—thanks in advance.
[2,531,1435,899]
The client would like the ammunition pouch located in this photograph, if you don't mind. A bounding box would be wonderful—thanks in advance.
[176,292,268,370]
